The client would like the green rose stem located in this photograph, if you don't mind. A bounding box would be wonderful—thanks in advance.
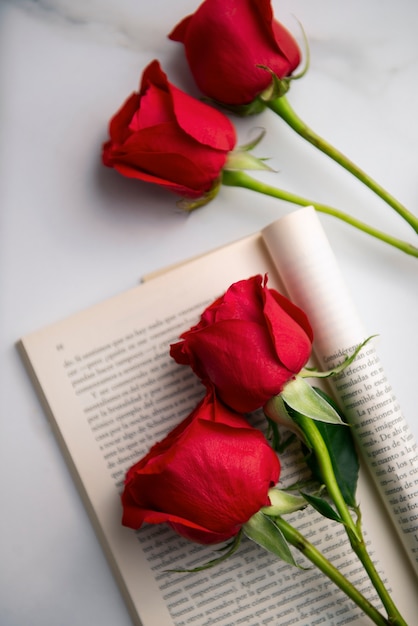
[296,413,408,626]
[264,94,418,234]
[271,516,389,626]
[221,169,418,258]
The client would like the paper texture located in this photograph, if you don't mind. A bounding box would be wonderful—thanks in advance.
[263,207,418,576]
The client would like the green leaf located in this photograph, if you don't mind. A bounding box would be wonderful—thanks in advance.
[281,377,344,425]
[302,388,360,508]
[243,511,300,568]
[301,492,342,523]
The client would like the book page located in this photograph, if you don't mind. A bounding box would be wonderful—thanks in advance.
[262,206,418,578]
[19,213,417,626]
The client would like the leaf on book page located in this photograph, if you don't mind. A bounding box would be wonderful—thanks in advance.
[300,492,342,523]
[303,388,360,508]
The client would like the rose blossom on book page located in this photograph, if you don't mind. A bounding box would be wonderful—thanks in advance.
[19,210,418,626]
[262,206,418,578]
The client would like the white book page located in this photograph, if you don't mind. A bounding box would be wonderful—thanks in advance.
[262,206,418,578]
[19,214,417,626]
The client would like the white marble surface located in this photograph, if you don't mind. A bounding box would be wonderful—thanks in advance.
[1,1,417,624]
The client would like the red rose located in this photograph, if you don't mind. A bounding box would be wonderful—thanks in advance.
[170,275,313,413]
[102,60,236,198]
[169,0,301,105]
[121,391,280,544]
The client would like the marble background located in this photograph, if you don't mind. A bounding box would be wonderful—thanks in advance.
[1,1,417,625]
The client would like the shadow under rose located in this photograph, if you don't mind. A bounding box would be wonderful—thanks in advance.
[93,155,189,224]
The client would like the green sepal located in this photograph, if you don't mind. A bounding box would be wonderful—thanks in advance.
[176,176,222,212]
[257,67,291,101]
[243,511,302,568]
[281,377,344,425]
[266,416,297,453]
[166,531,242,573]
[301,492,342,523]
[257,27,310,104]
[264,394,305,440]
[300,337,376,380]
[234,128,266,152]
[201,95,268,117]
[224,150,274,172]
[261,488,307,517]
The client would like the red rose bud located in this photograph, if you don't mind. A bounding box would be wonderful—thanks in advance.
[170,275,313,413]
[169,0,301,106]
[121,391,280,545]
[102,60,236,199]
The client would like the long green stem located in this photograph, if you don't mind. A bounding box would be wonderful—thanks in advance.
[222,169,418,258]
[296,414,408,626]
[273,516,389,626]
[265,95,418,234]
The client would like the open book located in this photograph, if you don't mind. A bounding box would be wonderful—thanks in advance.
[18,207,418,626]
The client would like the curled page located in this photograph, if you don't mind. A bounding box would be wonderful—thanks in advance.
[262,207,418,576]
